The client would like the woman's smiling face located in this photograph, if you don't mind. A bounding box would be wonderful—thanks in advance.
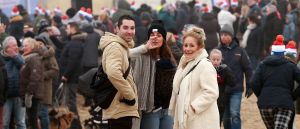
[183,36,201,59]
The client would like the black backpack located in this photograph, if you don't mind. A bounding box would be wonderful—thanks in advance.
[90,59,131,109]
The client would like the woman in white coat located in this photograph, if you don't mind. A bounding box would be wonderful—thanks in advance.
[169,27,220,129]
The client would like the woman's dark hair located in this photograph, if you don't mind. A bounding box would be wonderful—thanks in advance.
[148,38,177,66]
[248,15,261,26]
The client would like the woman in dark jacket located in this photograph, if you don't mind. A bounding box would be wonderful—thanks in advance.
[36,38,59,129]
[199,12,220,52]
[20,38,44,129]
[132,20,177,129]
[250,35,300,129]
[263,4,284,55]
[242,15,264,70]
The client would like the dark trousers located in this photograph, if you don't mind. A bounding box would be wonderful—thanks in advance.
[108,116,133,129]
[0,106,3,128]
[27,98,39,129]
[66,83,82,129]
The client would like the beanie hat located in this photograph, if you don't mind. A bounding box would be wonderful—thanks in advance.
[11,6,19,17]
[285,40,297,57]
[66,8,76,18]
[53,15,62,24]
[147,20,167,40]
[271,35,285,55]
[220,24,234,37]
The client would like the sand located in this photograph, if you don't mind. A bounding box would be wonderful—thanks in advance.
[77,94,300,129]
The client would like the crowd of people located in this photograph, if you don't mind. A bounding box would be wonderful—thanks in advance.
[1,0,300,129]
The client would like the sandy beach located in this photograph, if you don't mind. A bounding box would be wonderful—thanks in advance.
[77,94,300,129]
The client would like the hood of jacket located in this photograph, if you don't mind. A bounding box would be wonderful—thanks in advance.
[10,15,23,23]
[80,23,94,33]
[69,32,88,41]
[99,32,134,50]
[39,46,55,59]
[263,55,289,66]
[23,50,42,62]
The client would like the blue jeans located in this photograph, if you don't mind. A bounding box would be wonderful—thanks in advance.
[140,109,173,129]
[223,92,242,129]
[39,104,50,129]
[3,97,26,129]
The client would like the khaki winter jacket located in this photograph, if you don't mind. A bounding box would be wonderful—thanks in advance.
[40,46,59,105]
[99,32,139,119]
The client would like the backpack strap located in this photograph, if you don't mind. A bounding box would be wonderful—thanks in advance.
[123,58,131,79]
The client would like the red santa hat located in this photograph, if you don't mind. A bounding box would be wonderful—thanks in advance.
[271,35,285,55]
[11,6,19,17]
[285,40,297,57]
[216,0,228,9]
[202,6,209,13]
[35,5,41,12]
[54,7,62,14]
[231,0,238,6]
[61,14,69,24]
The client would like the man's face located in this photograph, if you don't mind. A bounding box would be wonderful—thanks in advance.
[5,41,19,55]
[220,32,233,46]
[117,19,135,42]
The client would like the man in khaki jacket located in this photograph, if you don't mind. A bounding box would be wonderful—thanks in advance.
[99,15,142,129]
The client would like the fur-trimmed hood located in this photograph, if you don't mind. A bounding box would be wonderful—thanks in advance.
[69,32,88,42]
[10,15,23,23]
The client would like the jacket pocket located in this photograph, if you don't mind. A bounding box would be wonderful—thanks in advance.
[187,105,197,121]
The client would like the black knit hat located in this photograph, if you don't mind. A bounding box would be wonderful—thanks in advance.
[53,15,62,24]
[148,20,166,40]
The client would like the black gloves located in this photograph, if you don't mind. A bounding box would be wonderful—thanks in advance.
[120,98,136,106]
[245,88,253,98]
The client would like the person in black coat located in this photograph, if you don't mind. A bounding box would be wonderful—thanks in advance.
[199,12,220,52]
[80,23,101,72]
[217,24,253,129]
[209,49,235,125]
[263,4,284,56]
[60,22,86,129]
[8,7,24,47]
[79,23,101,106]
[251,35,300,129]
[242,15,264,70]
[0,54,6,128]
